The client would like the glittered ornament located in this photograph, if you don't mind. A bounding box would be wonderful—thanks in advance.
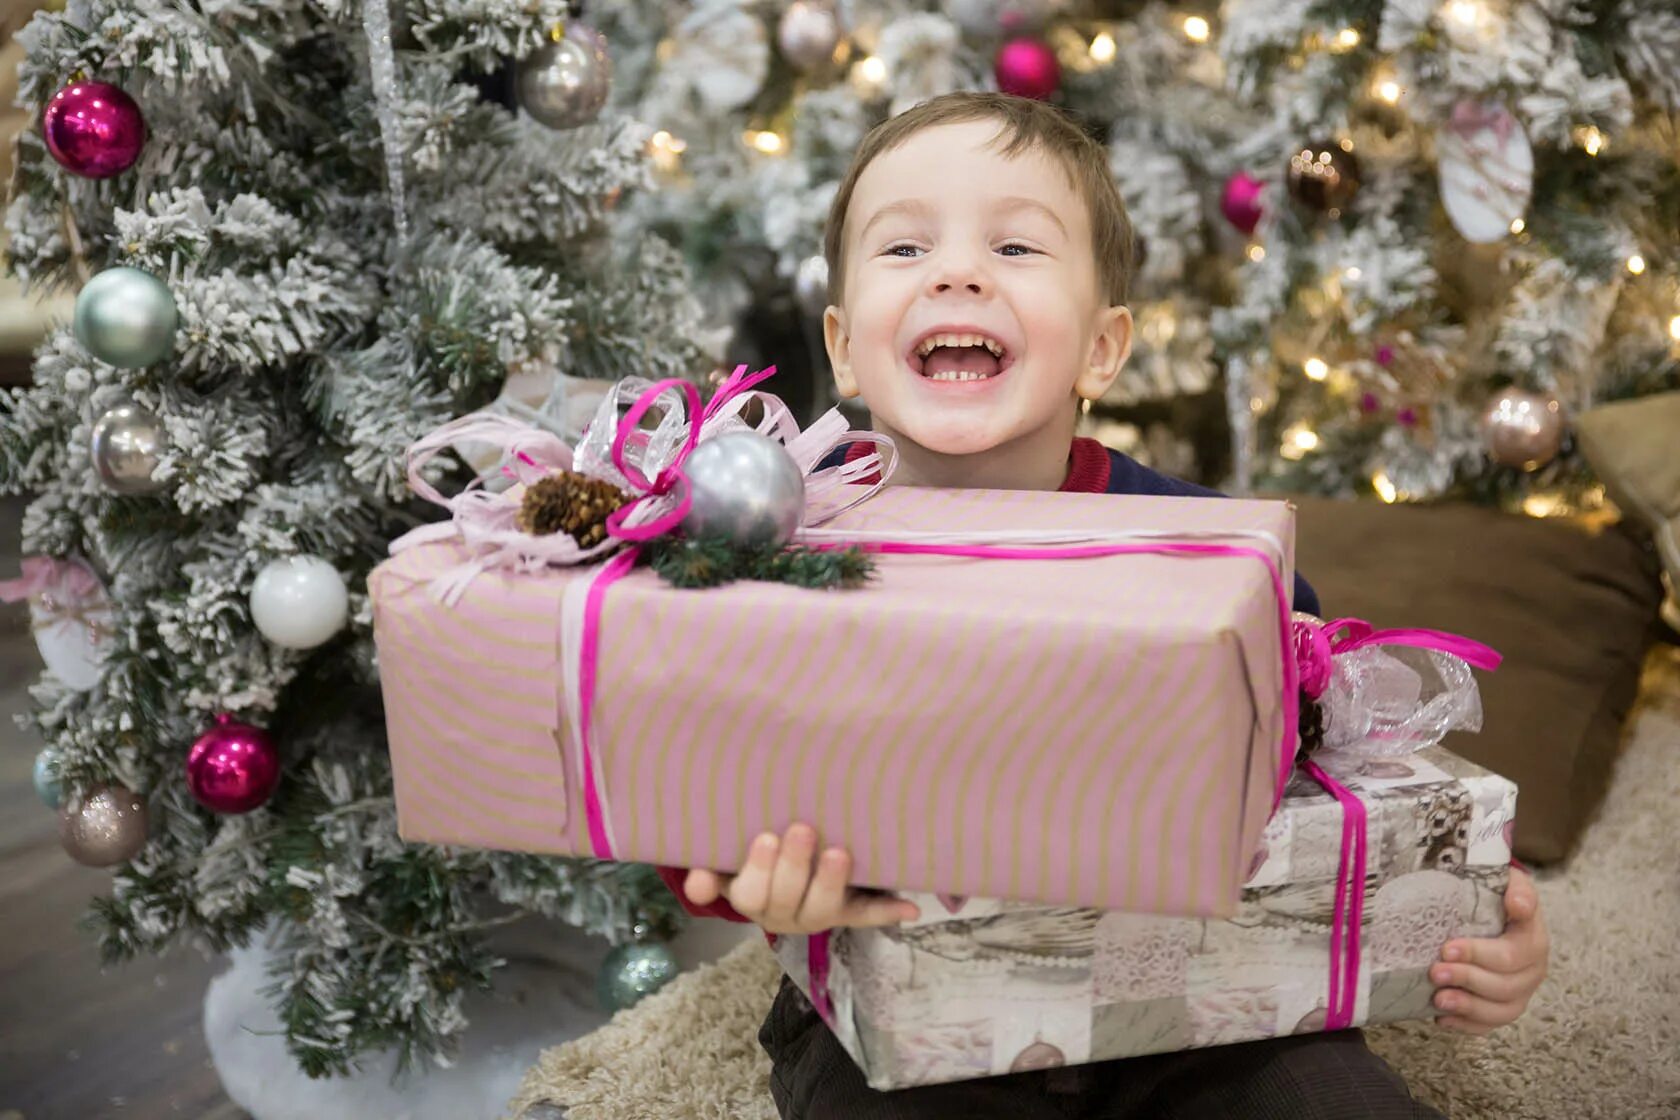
[60,784,148,866]
[74,267,178,369]
[518,24,612,130]
[250,555,349,650]
[794,254,829,318]
[681,431,807,549]
[777,1,843,72]
[1286,141,1361,217]
[597,941,680,1012]
[1481,388,1564,470]
[994,37,1060,100]
[1438,100,1532,244]
[34,749,64,809]
[89,401,166,495]
[0,555,113,691]
[517,470,632,548]
[42,80,146,178]
[1220,172,1265,235]
[187,715,282,814]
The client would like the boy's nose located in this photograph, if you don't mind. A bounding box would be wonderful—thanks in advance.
[929,262,988,297]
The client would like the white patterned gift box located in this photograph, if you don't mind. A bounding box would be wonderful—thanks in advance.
[774,746,1515,1092]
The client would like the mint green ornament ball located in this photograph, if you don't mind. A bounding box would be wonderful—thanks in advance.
[34,749,64,809]
[74,266,178,368]
[597,941,680,1012]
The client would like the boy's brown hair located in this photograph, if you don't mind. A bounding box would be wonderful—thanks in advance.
[822,91,1136,309]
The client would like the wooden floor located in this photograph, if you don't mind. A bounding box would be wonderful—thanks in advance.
[0,495,247,1119]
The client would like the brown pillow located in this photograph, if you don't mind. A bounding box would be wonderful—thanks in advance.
[1292,497,1662,864]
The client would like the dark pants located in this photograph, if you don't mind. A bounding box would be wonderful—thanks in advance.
[761,979,1444,1120]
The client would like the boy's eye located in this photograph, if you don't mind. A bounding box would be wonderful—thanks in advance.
[997,243,1037,257]
[883,243,923,258]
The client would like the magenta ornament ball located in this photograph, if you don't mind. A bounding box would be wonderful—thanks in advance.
[994,37,1060,101]
[186,714,282,814]
[1220,172,1265,235]
[42,80,146,178]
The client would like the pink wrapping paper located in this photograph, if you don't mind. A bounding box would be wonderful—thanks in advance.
[369,486,1297,918]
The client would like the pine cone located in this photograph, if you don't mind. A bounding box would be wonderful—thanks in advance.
[1299,693,1326,756]
[517,470,632,548]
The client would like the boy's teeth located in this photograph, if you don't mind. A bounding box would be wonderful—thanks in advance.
[924,370,995,382]
[915,332,1004,357]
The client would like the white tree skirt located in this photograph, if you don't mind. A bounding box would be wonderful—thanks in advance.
[205,919,753,1120]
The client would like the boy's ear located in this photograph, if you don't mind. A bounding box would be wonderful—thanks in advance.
[824,305,861,399]
[1075,304,1133,402]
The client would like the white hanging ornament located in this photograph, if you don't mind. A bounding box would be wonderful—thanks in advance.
[518,23,612,130]
[1437,100,1533,244]
[667,3,769,113]
[778,2,842,72]
[0,556,114,692]
[250,556,349,650]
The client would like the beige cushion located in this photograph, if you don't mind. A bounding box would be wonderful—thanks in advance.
[1294,498,1662,864]
[1577,391,1680,591]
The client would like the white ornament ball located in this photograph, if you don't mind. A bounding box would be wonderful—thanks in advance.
[777,2,843,72]
[250,556,349,650]
[794,255,830,317]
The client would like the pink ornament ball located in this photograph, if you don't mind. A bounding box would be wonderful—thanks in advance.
[186,714,281,814]
[994,37,1060,101]
[42,80,147,179]
[1220,172,1265,235]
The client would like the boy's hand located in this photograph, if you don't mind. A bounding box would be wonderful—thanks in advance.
[682,823,920,935]
[1431,867,1549,1035]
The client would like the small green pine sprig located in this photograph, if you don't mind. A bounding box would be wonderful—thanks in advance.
[646,535,875,590]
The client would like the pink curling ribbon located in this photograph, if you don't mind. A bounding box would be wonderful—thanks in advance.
[1291,615,1500,1028]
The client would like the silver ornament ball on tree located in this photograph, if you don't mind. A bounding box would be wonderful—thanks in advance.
[60,784,149,867]
[778,2,843,72]
[596,940,680,1012]
[1481,388,1564,470]
[794,254,830,318]
[90,401,167,495]
[74,266,178,368]
[518,24,612,130]
[250,555,350,650]
[682,431,807,549]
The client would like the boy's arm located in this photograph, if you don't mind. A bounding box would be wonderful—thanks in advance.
[1105,452,1323,618]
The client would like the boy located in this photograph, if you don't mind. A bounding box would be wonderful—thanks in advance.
[661,92,1548,1119]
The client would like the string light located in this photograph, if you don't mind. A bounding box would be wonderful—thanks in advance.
[1247,244,1266,262]
[1627,254,1646,276]
[1372,471,1399,504]
[1574,126,1607,156]
[1377,78,1403,104]
[1304,357,1330,381]
[648,129,686,173]
[1670,314,1680,342]
[1445,0,1482,28]
[1333,27,1362,50]
[743,130,786,154]
[1089,31,1117,62]
[1344,266,1363,282]
[1281,423,1321,460]
[856,54,888,88]
[1509,218,1525,234]
[1522,492,1565,518]
[1183,15,1211,43]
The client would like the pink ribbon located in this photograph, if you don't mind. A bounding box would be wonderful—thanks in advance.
[1294,616,1502,700]
[0,556,103,605]
[1449,100,1516,146]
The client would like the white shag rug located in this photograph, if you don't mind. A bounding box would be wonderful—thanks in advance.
[507,649,1680,1120]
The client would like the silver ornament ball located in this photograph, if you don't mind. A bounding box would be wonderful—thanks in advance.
[778,2,843,72]
[74,266,178,368]
[682,431,806,549]
[251,555,350,650]
[596,941,680,1012]
[1481,389,1564,471]
[518,25,612,130]
[60,784,149,867]
[90,401,167,495]
[794,255,830,318]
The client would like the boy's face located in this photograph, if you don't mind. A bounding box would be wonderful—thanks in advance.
[824,120,1131,462]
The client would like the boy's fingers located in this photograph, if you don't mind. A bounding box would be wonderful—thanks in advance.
[765,824,818,922]
[1504,869,1538,919]
[842,893,922,929]
[683,868,724,907]
[727,833,780,917]
[1430,962,1538,1004]
[1433,987,1523,1029]
[1444,935,1517,972]
[799,848,852,927]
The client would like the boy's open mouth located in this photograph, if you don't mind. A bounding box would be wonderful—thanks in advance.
[908,331,1013,383]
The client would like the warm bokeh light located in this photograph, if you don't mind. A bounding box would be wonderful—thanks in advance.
[1089,31,1117,62]
[1304,357,1329,381]
[1183,15,1211,43]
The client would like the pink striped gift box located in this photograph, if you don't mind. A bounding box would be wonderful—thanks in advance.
[368,486,1298,918]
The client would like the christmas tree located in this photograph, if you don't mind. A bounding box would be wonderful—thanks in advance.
[1,0,719,1077]
[598,0,1679,511]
